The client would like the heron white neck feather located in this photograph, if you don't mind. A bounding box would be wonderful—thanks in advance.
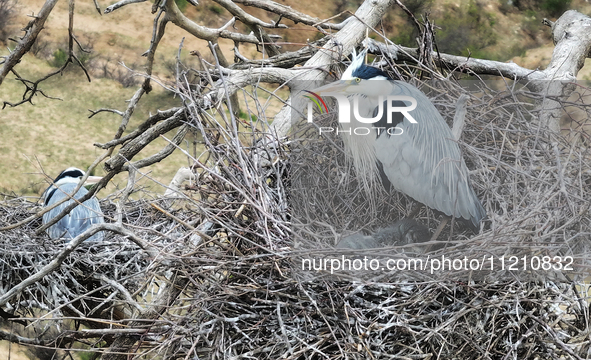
[340,122,380,193]
[55,177,82,187]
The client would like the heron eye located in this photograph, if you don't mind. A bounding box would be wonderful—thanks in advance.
[355,77,361,83]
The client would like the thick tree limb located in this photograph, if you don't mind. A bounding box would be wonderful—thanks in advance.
[536,10,591,132]
[212,0,287,29]
[218,67,297,96]
[213,0,283,56]
[164,0,260,44]
[121,123,189,171]
[94,107,183,149]
[0,330,49,346]
[364,38,545,80]
[104,112,186,172]
[365,10,591,132]
[230,39,327,69]
[210,0,283,57]
[269,0,396,139]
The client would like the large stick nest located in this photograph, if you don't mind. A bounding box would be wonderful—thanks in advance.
[1,68,591,359]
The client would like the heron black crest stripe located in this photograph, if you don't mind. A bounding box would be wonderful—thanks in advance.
[44,187,58,206]
[54,169,84,183]
[44,168,84,206]
[351,65,391,80]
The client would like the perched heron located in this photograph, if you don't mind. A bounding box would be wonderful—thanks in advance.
[42,167,105,241]
[312,49,486,233]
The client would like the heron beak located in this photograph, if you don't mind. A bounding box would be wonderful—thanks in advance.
[311,80,354,95]
[84,176,103,185]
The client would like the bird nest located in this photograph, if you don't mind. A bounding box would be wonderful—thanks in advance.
[1,74,591,359]
[291,76,591,281]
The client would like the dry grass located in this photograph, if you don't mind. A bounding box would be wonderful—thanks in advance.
[0,0,292,199]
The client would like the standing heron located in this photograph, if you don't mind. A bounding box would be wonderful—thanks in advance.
[42,167,105,241]
[312,49,485,234]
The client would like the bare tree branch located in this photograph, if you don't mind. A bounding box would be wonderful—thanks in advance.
[1,0,93,108]
[0,223,155,308]
[104,0,146,14]
[101,272,188,360]
[0,330,49,346]
[93,107,183,149]
[0,0,58,86]
[364,38,545,80]
[230,38,327,69]
[122,123,189,171]
[163,0,260,44]
[365,10,591,132]
[212,0,283,56]
[104,111,186,172]
[3,1,591,358]
[232,0,346,29]
[213,0,287,29]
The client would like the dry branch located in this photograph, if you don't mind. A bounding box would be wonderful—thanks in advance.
[363,10,591,132]
[163,0,259,44]
[232,0,347,29]
[2,70,591,357]
[0,0,58,86]
[104,0,146,14]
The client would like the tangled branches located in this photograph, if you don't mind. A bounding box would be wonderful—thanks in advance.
[1,64,591,358]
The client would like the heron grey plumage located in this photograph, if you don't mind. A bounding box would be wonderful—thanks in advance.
[312,49,486,231]
[42,167,105,241]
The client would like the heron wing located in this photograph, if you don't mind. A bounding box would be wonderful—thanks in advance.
[374,81,486,229]
[42,183,105,241]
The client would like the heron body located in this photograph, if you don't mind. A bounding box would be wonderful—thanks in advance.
[313,50,486,231]
[42,168,105,241]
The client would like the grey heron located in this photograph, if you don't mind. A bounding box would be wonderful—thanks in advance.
[312,50,486,233]
[42,167,105,241]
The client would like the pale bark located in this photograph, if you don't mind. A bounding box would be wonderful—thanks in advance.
[269,0,396,139]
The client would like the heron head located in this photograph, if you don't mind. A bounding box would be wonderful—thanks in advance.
[311,49,393,97]
[52,167,102,186]
[43,167,103,205]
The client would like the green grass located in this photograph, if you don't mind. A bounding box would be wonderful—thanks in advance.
[175,0,189,12]
[435,0,498,58]
[208,5,224,15]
